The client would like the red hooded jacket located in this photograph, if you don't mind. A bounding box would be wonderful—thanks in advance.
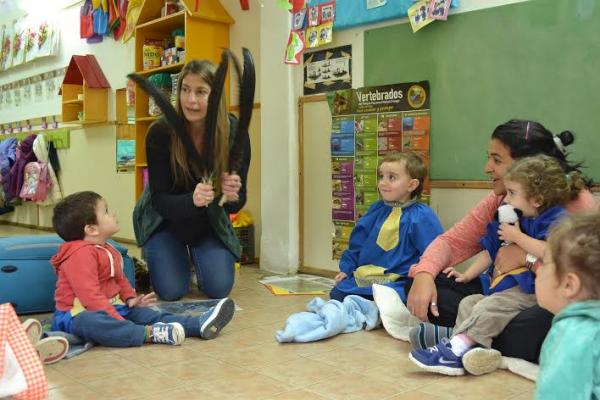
[51,241,136,320]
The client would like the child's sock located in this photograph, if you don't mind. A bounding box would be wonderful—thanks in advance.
[449,333,476,357]
[409,322,453,350]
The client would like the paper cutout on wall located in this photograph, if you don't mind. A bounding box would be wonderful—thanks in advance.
[284,30,305,65]
[408,0,434,32]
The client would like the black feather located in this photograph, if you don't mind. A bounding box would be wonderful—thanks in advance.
[127,73,203,180]
[229,48,255,172]
[203,50,229,178]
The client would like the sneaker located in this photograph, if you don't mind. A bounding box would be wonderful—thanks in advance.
[408,338,465,376]
[36,337,69,364]
[150,322,185,345]
[462,347,502,376]
[199,298,235,340]
[23,319,43,346]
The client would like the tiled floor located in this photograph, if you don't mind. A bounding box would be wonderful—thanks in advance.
[3,224,534,400]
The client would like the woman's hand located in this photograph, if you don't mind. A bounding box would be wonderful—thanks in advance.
[407,272,439,322]
[334,272,347,283]
[443,266,471,283]
[127,292,157,308]
[221,172,242,202]
[494,243,526,273]
[498,222,523,244]
[193,182,215,207]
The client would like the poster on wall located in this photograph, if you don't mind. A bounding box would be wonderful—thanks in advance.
[11,20,26,67]
[1,23,14,70]
[0,16,59,72]
[327,81,431,258]
[303,44,352,95]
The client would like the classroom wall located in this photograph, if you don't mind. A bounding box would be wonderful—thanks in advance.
[0,1,263,256]
[0,2,136,239]
[297,0,537,272]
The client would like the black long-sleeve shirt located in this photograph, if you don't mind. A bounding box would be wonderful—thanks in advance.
[145,116,251,245]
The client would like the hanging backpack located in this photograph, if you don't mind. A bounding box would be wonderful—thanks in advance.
[93,6,109,35]
[19,161,52,202]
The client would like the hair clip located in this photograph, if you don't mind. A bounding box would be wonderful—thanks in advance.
[553,136,567,154]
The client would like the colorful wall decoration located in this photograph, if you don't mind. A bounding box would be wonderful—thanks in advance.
[0,16,59,72]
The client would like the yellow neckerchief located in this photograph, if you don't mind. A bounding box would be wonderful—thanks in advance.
[375,199,417,251]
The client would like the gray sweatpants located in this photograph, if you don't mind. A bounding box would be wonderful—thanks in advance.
[453,286,537,348]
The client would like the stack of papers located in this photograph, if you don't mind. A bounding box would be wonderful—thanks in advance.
[259,274,335,295]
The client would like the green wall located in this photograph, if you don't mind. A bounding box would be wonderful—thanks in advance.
[365,0,599,181]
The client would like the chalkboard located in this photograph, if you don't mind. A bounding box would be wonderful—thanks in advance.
[365,0,600,182]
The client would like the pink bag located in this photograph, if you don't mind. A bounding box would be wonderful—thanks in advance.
[19,161,52,202]
[80,0,94,38]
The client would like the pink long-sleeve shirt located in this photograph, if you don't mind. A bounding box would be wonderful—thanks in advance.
[409,189,599,278]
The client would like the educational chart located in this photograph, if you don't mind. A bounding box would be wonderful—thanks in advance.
[327,81,431,259]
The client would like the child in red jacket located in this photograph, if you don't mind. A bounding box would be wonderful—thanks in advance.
[50,191,234,347]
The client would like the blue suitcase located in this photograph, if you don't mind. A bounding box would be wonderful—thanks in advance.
[0,234,135,315]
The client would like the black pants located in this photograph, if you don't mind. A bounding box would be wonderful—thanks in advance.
[405,274,553,362]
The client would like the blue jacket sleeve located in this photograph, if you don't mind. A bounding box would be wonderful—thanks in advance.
[480,221,501,262]
[409,205,444,255]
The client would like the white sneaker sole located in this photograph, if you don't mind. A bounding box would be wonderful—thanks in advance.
[462,347,502,376]
[23,319,42,346]
[170,322,185,346]
[408,353,465,376]
[200,298,235,340]
[36,337,69,364]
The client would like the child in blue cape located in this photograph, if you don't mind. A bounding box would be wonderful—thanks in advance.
[331,151,443,303]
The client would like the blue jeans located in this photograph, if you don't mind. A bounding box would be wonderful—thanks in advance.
[70,306,202,347]
[144,228,235,301]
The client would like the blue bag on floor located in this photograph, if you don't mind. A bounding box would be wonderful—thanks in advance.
[0,234,135,314]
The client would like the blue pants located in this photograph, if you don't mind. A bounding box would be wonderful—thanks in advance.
[69,307,202,347]
[144,228,235,300]
[330,286,374,302]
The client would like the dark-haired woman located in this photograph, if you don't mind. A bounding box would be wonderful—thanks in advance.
[406,120,597,363]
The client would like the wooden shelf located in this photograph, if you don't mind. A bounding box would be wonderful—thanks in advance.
[136,163,148,167]
[63,99,83,105]
[136,115,160,122]
[136,62,185,76]
[136,10,185,31]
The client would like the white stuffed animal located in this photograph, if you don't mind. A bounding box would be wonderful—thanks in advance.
[495,204,522,246]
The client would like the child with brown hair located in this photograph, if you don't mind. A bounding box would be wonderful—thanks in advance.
[331,151,443,302]
[534,212,600,399]
[50,191,234,348]
[409,155,584,376]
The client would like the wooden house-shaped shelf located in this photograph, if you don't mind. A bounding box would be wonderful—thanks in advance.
[60,55,110,124]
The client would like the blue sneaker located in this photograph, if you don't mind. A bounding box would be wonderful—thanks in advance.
[199,298,235,340]
[150,322,185,345]
[408,338,465,376]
